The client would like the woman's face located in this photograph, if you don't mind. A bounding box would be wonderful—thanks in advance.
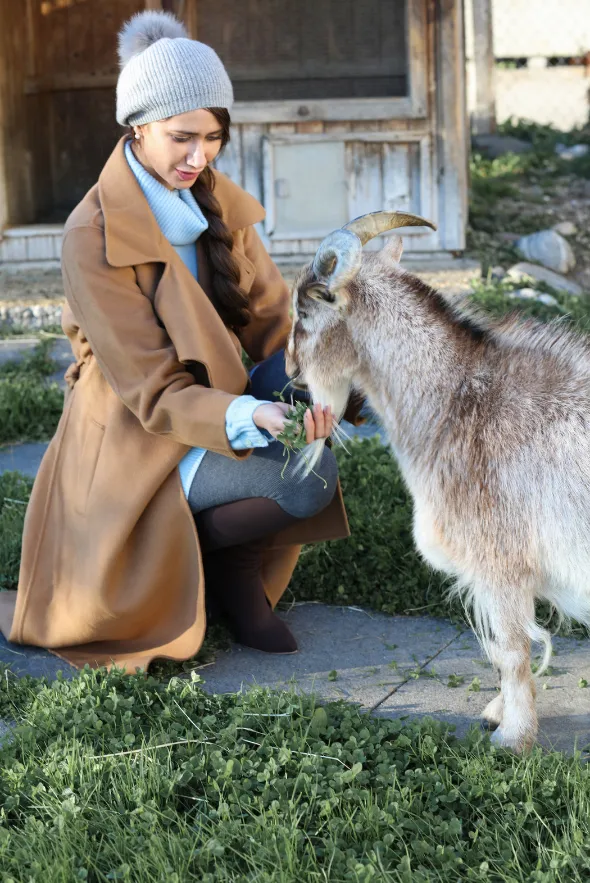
[134,108,224,190]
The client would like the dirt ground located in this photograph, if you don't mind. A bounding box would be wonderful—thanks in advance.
[0,268,64,306]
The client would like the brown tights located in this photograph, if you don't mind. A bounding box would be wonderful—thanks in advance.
[195,497,300,653]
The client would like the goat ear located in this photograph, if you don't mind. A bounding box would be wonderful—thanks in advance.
[306,283,345,310]
[379,234,404,264]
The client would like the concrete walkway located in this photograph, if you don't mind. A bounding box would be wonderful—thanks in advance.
[0,604,588,754]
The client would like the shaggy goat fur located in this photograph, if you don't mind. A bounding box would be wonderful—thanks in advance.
[286,236,590,752]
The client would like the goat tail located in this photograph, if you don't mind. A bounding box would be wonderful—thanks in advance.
[526,621,553,678]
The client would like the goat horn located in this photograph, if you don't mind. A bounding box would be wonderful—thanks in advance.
[312,228,362,286]
[343,211,437,245]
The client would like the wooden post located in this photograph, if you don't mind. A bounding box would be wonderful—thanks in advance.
[144,0,163,9]
[471,0,496,135]
[434,0,469,251]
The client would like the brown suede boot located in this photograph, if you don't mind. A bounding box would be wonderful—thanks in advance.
[195,498,300,654]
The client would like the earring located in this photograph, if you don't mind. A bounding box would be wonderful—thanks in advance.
[134,130,140,140]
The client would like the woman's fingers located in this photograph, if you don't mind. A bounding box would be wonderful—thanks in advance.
[304,407,314,444]
[303,403,333,443]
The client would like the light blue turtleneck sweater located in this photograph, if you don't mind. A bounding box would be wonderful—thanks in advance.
[125,141,274,497]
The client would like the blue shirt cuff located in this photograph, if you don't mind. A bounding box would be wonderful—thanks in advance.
[225,395,276,450]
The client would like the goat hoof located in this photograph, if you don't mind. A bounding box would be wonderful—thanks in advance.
[481,694,503,730]
[490,727,535,753]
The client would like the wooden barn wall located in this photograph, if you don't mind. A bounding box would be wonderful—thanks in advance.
[25,0,144,221]
[0,0,33,228]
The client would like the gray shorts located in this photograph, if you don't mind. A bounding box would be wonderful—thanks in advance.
[187,441,338,519]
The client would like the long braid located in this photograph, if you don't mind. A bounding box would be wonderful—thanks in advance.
[192,163,251,330]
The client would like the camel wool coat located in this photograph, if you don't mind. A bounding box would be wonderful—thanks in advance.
[0,137,351,672]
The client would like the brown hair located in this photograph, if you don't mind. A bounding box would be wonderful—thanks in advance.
[191,108,250,330]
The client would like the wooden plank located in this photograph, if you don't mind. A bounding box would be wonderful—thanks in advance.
[241,124,268,245]
[296,121,324,134]
[379,120,409,131]
[25,73,118,94]
[184,0,198,37]
[215,125,243,184]
[351,120,380,132]
[93,1,141,77]
[268,123,297,134]
[231,98,415,124]
[25,0,36,78]
[42,1,68,79]
[382,143,411,213]
[345,141,383,250]
[407,0,429,117]
[247,131,429,144]
[145,0,163,8]
[323,121,352,134]
[66,0,96,77]
[0,0,35,228]
[471,0,496,134]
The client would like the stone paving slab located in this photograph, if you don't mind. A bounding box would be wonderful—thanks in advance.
[199,604,462,711]
[0,632,76,679]
[375,631,590,754]
[0,441,50,476]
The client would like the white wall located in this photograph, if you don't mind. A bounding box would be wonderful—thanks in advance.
[465,0,590,130]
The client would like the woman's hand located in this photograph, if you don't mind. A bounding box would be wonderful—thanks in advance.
[253,402,334,443]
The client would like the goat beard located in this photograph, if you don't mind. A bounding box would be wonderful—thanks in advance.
[292,374,351,478]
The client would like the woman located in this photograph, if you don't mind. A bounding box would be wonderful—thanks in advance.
[0,11,360,672]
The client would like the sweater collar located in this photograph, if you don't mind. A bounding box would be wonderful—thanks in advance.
[124,140,208,247]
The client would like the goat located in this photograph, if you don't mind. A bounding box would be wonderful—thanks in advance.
[285,211,590,752]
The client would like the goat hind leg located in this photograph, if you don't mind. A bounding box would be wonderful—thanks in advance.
[473,591,537,752]
[481,683,503,732]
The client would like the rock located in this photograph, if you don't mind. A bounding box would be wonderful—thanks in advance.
[555,143,590,161]
[552,221,577,237]
[506,262,583,296]
[515,230,576,274]
[472,134,533,159]
[509,288,538,301]
[490,265,506,280]
[0,303,62,331]
[536,293,559,307]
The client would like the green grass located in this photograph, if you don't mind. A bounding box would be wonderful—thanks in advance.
[0,667,588,882]
[0,325,64,339]
[0,472,33,591]
[0,339,64,445]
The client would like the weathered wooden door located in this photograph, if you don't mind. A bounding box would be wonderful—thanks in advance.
[194,0,462,259]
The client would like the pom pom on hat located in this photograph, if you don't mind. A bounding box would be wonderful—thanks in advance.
[118,11,188,67]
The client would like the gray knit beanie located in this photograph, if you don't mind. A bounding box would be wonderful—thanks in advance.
[116,11,233,127]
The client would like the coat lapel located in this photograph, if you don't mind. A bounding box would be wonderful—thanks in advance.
[97,137,265,395]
